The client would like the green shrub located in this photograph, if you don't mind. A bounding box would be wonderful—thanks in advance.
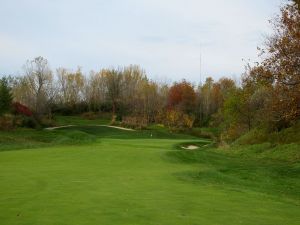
[0,114,14,130]
[221,124,248,143]
[234,122,300,145]
[21,116,39,129]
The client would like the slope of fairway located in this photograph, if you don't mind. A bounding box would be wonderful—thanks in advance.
[0,127,299,225]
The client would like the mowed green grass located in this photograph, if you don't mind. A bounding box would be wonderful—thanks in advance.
[0,126,299,225]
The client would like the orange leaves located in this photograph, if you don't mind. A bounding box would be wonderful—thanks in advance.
[242,1,300,129]
[167,80,196,113]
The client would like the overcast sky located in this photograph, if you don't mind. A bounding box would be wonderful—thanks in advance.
[0,0,284,83]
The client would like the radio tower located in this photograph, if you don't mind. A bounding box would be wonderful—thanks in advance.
[200,52,202,87]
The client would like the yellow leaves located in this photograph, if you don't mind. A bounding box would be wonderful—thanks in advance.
[165,110,195,129]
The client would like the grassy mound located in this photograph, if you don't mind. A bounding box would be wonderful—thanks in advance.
[235,122,300,145]
[0,128,98,151]
[220,122,300,163]
[165,147,300,202]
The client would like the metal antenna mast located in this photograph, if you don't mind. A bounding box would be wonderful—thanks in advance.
[200,52,202,86]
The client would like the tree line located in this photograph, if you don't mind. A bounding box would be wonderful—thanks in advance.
[0,0,299,142]
[1,59,240,130]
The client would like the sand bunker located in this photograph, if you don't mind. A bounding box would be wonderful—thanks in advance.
[181,145,199,150]
[96,125,135,131]
[45,125,75,130]
[45,125,134,131]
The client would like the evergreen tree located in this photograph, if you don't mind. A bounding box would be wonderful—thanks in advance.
[0,77,13,116]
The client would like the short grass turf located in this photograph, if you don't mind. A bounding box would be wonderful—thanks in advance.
[0,127,299,225]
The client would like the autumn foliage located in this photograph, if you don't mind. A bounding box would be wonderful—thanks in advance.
[0,0,298,139]
[243,1,300,129]
[167,80,196,113]
[12,102,33,117]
